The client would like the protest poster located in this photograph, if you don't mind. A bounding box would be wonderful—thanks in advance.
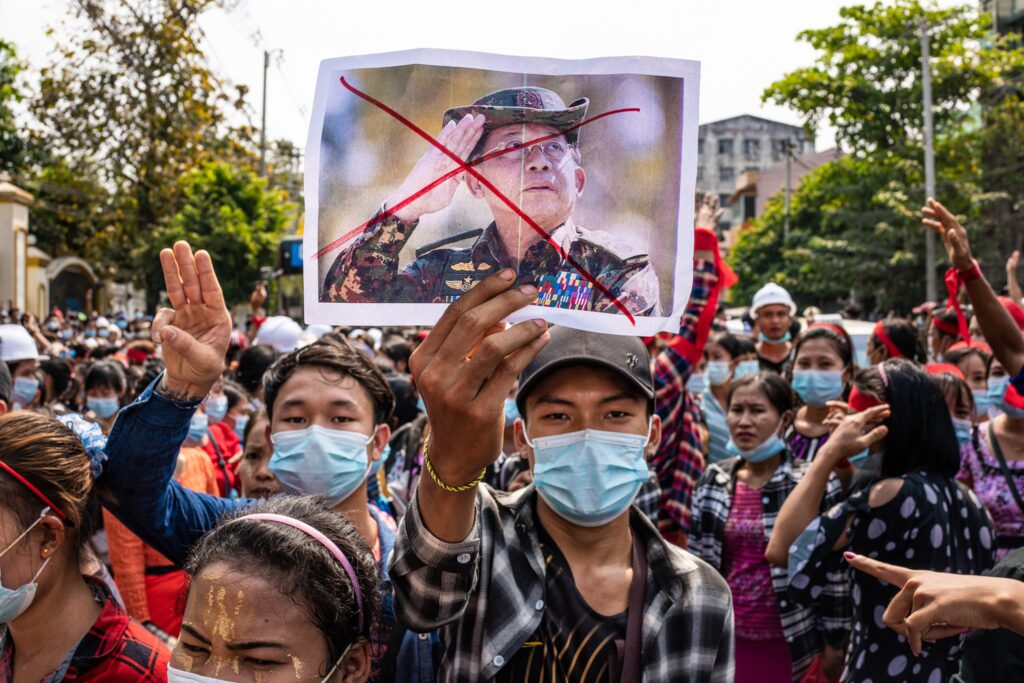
[304,48,700,336]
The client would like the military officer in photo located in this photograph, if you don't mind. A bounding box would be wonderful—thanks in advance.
[320,86,661,315]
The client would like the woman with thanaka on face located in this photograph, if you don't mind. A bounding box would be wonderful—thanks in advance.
[698,332,760,464]
[767,359,996,683]
[690,372,848,682]
[0,412,169,680]
[169,495,380,682]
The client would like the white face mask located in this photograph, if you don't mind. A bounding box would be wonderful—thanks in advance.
[167,642,352,682]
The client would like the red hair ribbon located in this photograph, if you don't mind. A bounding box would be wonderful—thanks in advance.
[0,459,68,521]
[931,317,959,337]
[925,363,965,380]
[872,321,904,360]
[943,262,978,344]
[811,322,846,338]
[848,385,882,413]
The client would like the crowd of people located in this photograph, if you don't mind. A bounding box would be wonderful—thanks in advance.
[0,194,1022,682]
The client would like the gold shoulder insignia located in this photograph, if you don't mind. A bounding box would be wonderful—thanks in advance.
[450,261,475,272]
[445,277,476,292]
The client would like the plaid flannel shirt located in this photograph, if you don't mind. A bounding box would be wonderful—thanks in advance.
[390,484,734,682]
[689,454,851,681]
[652,258,719,541]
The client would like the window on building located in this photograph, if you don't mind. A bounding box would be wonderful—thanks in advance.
[719,166,734,181]
[698,139,705,155]
[772,138,791,161]
[717,138,733,156]
[742,138,761,160]
[743,195,756,221]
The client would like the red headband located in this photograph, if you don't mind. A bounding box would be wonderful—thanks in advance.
[872,321,904,360]
[811,322,847,338]
[925,362,965,380]
[0,459,67,521]
[931,317,959,337]
[848,385,882,413]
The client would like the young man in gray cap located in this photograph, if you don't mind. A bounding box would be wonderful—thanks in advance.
[390,270,734,682]
[322,86,661,316]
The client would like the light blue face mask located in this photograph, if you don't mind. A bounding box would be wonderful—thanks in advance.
[725,420,787,463]
[87,396,119,420]
[0,509,52,624]
[707,361,732,386]
[972,388,991,418]
[269,425,374,507]
[686,372,707,395]
[504,398,521,425]
[11,377,39,409]
[205,394,228,424]
[733,360,760,379]
[791,369,845,408]
[951,417,974,448]
[232,414,250,442]
[989,376,1011,417]
[524,421,651,527]
[186,411,209,444]
[759,331,792,344]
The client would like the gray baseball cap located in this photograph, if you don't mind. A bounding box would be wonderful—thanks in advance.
[516,327,654,415]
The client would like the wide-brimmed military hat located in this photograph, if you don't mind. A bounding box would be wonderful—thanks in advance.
[443,87,589,149]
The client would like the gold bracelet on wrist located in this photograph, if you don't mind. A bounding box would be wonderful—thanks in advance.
[422,434,486,493]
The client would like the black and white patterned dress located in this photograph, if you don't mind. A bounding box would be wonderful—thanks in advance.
[788,472,997,683]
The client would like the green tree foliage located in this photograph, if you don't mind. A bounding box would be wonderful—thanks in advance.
[0,40,28,176]
[154,161,293,306]
[731,0,1024,313]
[30,0,258,297]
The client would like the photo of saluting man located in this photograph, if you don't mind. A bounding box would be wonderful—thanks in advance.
[320,85,662,315]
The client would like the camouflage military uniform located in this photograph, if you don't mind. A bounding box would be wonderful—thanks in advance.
[321,211,662,316]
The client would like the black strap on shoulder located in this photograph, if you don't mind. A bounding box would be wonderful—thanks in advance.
[988,421,1024,515]
[619,538,648,683]
[415,229,483,258]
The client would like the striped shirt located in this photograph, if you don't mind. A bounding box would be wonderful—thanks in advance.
[784,426,829,463]
[701,389,731,464]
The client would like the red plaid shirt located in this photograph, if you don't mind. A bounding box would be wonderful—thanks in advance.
[0,577,169,682]
[651,258,719,545]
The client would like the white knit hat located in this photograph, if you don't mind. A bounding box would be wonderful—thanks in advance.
[751,283,796,317]
[254,316,304,353]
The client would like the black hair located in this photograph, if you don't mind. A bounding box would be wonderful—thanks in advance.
[0,360,10,405]
[40,358,73,400]
[792,326,854,369]
[222,380,248,411]
[726,371,794,415]
[386,373,420,430]
[734,335,757,357]
[931,372,975,418]
[235,344,279,395]
[184,495,381,670]
[380,337,413,369]
[707,331,745,359]
[263,339,395,424]
[850,359,959,478]
[132,358,166,402]
[944,346,991,372]
[84,360,127,397]
[933,307,964,340]
[873,320,927,363]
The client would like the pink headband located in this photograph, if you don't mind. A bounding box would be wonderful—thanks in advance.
[228,513,364,633]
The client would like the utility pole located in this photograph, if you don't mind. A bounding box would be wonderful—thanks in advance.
[921,18,938,303]
[259,49,273,177]
[783,139,792,242]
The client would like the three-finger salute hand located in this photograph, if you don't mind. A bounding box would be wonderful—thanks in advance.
[153,241,232,401]
[922,198,974,271]
[410,269,549,486]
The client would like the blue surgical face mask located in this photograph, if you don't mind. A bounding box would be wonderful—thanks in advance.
[791,369,845,407]
[734,360,760,379]
[233,414,250,442]
[186,411,209,444]
[87,396,119,420]
[686,372,707,395]
[725,419,787,463]
[98,328,109,338]
[973,389,991,418]
[116,319,128,330]
[951,417,974,448]
[84,329,96,338]
[59,329,73,340]
[0,509,52,623]
[46,321,59,331]
[11,377,39,409]
[269,425,374,507]
[524,421,651,527]
[759,331,792,344]
[205,394,228,424]
[504,398,521,425]
[989,376,1011,417]
[707,361,732,386]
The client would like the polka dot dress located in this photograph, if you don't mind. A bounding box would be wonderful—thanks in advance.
[789,473,996,682]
